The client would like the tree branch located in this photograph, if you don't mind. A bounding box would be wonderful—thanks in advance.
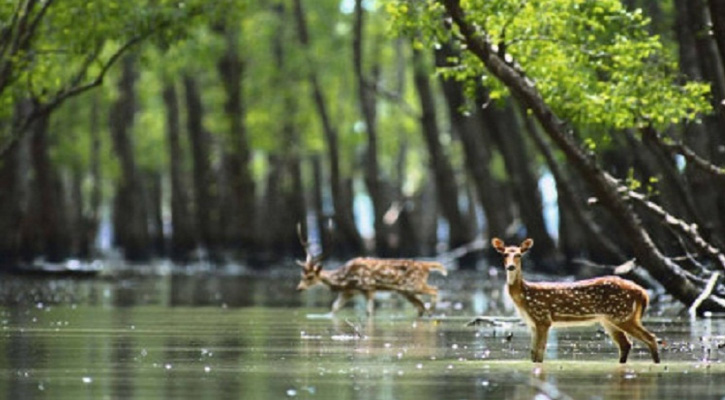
[689,272,722,317]
[364,80,420,118]
[22,0,55,50]
[0,0,25,55]
[1,35,146,158]
[641,125,725,181]
[625,189,725,272]
[664,140,725,180]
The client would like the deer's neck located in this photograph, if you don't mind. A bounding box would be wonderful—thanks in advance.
[320,269,343,290]
[506,275,528,303]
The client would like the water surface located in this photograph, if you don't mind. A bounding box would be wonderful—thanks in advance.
[1,269,724,399]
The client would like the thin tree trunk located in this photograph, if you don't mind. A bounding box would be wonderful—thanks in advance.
[147,171,165,255]
[215,24,256,252]
[675,0,725,247]
[183,74,218,257]
[29,111,70,262]
[353,0,391,255]
[109,56,150,261]
[686,0,725,102]
[710,0,725,75]
[68,170,89,257]
[411,48,474,259]
[440,0,725,310]
[484,102,557,267]
[311,155,332,252]
[261,154,284,253]
[293,0,362,255]
[272,1,307,257]
[392,141,420,257]
[87,92,102,257]
[163,81,196,261]
[0,103,29,268]
[435,44,512,240]
[522,113,624,264]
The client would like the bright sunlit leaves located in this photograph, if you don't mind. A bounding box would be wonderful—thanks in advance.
[388,0,712,135]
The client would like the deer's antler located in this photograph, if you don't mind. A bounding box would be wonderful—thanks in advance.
[296,222,327,266]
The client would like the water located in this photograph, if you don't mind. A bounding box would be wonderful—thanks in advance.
[1,269,725,399]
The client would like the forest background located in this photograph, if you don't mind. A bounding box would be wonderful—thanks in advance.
[1,0,725,311]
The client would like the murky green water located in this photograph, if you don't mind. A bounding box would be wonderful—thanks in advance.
[1,270,724,399]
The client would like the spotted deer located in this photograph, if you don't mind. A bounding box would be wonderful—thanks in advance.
[491,237,660,364]
[295,228,447,316]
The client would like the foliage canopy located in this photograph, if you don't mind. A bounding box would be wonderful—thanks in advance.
[388,0,712,132]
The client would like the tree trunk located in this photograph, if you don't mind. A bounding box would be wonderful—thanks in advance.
[411,48,474,261]
[710,0,725,75]
[353,0,392,256]
[163,81,196,262]
[260,154,304,257]
[68,170,90,258]
[674,0,725,247]
[686,0,725,102]
[480,101,557,268]
[440,0,725,310]
[293,0,362,255]
[271,1,307,259]
[215,24,256,252]
[522,113,624,265]
[109,56,150,262]
[435,44,513,241]
[311,155,333,253]
[28,111,70,262]
[417,177,439,256]
[87,92,102,257]
[183,74,218,257]
[146,171,165,255]
[0,104,30,268]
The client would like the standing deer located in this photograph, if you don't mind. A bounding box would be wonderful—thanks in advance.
[490,237,660,363]
[295,228,447,316]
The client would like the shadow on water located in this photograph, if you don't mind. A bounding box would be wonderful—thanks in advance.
[1,265,725,399]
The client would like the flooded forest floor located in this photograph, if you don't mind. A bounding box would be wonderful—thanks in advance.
[1,266,724,399]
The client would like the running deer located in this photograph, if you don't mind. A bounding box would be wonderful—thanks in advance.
[295,228,447,316]
[490,237,660,363]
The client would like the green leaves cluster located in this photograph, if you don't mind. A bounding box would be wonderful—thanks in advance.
[388,0,712,132]
[0,0,242,122]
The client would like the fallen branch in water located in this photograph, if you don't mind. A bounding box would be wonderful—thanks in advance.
[625,190,725,272]
[437,236,487,264]
[689,272,721,317]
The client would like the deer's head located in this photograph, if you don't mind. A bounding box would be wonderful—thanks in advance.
[492,237,533,285]
[296,224,326,291]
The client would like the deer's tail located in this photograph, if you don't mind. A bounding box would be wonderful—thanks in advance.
[425,262,448,276]
[634,287,649,320]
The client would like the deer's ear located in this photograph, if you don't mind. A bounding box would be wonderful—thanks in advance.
[491,238,506,253]
[296,260,306,268]
[520,238,534,253]
[313,264,322,273]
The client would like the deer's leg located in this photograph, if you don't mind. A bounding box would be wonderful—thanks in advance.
[403,293,427,316]
[423,286,438,305]
[331,292,353,313]
[618,320,660,364]
[602,321,632,363]
[364,291,376,316]
[530,324,550,363]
